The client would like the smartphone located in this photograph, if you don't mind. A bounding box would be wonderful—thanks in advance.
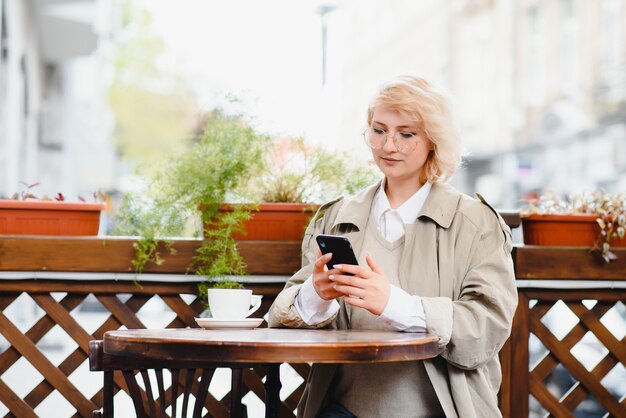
[315,234,359,273]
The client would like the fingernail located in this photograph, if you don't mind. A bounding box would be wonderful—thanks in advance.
[333,264,341,269]
[328,275,334,280]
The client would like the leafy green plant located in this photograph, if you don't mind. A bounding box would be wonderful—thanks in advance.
[112,110,270,282]
[241,136,380,204]
[200,279,243,290]
[524,190,626,262]
[112,192,184,273]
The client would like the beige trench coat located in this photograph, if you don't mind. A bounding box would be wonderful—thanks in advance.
[268,181,518,418]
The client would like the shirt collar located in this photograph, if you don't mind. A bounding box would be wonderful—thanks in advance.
[332,179,461,231]
[374,178,432,225]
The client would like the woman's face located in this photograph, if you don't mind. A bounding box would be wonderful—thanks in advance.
[369,106,432,186]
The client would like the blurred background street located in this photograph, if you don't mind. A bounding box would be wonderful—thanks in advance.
[2,0,625,213]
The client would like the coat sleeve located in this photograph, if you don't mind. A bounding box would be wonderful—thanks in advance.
[267,199,343,329]
[421,207,517,370]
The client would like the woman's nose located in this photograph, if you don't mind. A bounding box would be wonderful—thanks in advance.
[382,132,398,152]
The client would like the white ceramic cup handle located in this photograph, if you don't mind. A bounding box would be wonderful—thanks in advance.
[246,295,263,317]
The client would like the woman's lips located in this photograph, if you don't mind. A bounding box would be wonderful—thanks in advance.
[381,157,400,163]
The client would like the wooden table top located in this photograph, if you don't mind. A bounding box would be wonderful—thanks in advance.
[103,328,439,364]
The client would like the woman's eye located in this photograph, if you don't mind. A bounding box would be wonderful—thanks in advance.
[398,132,416,139]
[373,128,386,135]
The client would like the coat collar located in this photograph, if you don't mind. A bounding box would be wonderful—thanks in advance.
[418,182,461,228]
[331,181,381,231]
[331,179,461,230]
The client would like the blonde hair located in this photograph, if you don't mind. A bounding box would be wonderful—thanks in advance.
[367,75,461,183]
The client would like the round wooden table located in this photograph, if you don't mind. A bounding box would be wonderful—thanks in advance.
[103,328,439,417]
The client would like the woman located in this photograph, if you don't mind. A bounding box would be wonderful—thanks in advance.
[268,75,517,418]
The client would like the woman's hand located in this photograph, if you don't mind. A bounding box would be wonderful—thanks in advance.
[329,254,391,315]
[312,251,344,300]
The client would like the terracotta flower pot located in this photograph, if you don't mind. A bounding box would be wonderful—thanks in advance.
[221,203,320,241]
[0,200,104,236]
[521,214,626,247]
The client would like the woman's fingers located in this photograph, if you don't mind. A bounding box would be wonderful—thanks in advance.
[314,253,332,272]
[312,253,345,300]
[332,284,366,299]
[343,296,368,309]
[329,274,367,297]
[333,254,381,277]
[328,274,365,288]
[332,263,369,278]
[330,259,390,315]
[365,253,383,274]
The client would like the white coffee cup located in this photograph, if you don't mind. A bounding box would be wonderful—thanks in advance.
[207,288,262,320]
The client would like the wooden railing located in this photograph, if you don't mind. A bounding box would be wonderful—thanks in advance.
[0,236,625,417]
[501,247,626,417]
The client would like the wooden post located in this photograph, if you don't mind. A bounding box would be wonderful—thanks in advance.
[510,292,530,418]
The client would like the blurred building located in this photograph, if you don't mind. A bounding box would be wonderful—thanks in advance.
[0,0,116,200]
[503,0,626,206]
[461,0,626,208]
[324,0,625,208]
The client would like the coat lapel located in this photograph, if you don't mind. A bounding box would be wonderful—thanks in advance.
[329,181,380,258]
[399,182,462,297]
[418,183,462,298]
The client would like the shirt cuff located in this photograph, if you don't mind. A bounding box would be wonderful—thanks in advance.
[378,285,427,332]
[295,275,340,325]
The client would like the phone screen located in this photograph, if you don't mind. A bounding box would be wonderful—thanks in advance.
[315,234,359,272]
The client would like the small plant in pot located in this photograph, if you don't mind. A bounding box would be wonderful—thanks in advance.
[244,136,379,204]
[112,109,269,292]
[0,182,106,236]
[522,190,626,262]
[231,136,380,241]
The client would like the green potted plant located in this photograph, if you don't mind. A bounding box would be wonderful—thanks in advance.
[0,182,106,236]
[112,110,269,281]
[230,136,380,241]
[521,190,626,262]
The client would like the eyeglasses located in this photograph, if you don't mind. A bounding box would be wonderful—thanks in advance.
[362,127,421,154]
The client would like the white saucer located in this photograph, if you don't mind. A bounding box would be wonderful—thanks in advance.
[195,317,264,330]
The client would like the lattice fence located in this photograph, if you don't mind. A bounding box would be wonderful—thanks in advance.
[508,289,626,418]
[0,279,304,418]
[4,280,624,417]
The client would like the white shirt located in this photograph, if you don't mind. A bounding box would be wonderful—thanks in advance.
[295,182,431,331]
